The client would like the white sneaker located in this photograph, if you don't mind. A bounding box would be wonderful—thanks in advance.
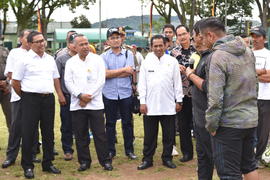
[172,145,179,156]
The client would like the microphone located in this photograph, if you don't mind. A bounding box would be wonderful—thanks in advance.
[189,58,195,69]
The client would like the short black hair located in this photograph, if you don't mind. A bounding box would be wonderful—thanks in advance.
[193,19,205,35]
[175,24,190,33]
[199,17,225,35]
[27,31,42,43]
[19,29,31,38]
[163,24,175,33]
[150,35,166,46]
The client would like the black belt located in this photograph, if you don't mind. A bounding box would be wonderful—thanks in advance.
[22,91,53,97]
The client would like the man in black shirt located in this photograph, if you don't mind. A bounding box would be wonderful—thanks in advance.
[183,20,214,180]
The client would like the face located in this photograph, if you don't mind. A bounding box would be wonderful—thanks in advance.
[74,36,90,58]
[30,34,46,55]
[251,34,265,50]
[107,33,122,48]
[176,27,191,46]
[192,30,204,51]
[200,30,215,49]
[163,28,175,41]
[20,31,30,50]
[152,38,165,58]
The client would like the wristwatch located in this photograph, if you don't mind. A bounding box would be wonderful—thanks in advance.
[177,102,183,106]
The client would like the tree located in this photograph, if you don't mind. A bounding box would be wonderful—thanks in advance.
[6,0,95,37]
[39,0,95,39]
[197,0,254,34]
[150,0,172,24]
[0,0,9,36]
[8,0,40,35]
[255,0,270,29]
[71,15,91,28]
[139,17,166,34]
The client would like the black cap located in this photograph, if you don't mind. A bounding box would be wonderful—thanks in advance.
[107,27,120,39]
[250,26,266,37]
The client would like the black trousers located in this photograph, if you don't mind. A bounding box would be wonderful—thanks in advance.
[6,100,38,161]
[256,100,270,160]
[177,96,193,157]
[72,109,110,166]
[21,92,55,170]
[142,115,175,162]
[194,125,214,180]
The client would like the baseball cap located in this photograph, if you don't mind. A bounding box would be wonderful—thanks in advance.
[107,27,120,39]
[250,26,266,37]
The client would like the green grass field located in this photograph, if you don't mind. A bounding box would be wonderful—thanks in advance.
[0,101,267,179]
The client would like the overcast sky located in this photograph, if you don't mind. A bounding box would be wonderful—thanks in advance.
[4,0,260,23]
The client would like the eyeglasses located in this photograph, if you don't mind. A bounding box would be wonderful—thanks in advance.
[32,39,45,44]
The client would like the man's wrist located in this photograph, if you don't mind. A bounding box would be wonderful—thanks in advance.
[177,102,183,106]
[77,93,82,99]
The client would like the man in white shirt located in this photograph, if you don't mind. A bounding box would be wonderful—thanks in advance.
[2,29,41,169]
[137,35,183,170]
[65,34,113,172]
[251,26,270,168]
[12,31,65,179]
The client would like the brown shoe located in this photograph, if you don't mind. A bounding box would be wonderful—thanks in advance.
[64,153,73,161]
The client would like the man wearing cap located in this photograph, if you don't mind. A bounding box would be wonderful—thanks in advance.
[251,26,270,168]
[102,27,137,160]
[55,31,77,161]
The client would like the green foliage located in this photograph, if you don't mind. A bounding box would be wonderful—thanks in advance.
[139,17,166,33]
[70,15,91,28]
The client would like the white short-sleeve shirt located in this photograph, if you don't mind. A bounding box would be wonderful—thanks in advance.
[12,50,60,93]
[254,48,270,100]
[4,47,28,102]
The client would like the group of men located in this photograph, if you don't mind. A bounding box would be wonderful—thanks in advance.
[0,16,269,180]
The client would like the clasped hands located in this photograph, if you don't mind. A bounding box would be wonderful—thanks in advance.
[79,94,92,107]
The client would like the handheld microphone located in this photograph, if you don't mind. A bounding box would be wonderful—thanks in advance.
[189,58,195,69]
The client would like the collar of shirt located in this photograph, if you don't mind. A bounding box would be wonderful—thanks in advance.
[108,48,126,55]
[28,49,47,59]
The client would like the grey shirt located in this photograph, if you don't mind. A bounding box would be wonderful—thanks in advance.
[55,51,72,94]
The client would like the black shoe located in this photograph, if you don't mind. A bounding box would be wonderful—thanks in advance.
[2,159,15,168]
[32,157,41,163]
[179,155,193,162]
[108,152,115,159]
[42,165,61,174]
[163,160,176,169]
[77,163,90,171]
[127,152,137,160]
[103,163,113,171]
[137,161,153,170]
[24,168,34,179]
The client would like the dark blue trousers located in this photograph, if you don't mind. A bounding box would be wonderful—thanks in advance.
[60,94,74,154]
[103,96,134,156]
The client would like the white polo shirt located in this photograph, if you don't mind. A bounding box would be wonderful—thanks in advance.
[254,48,270,100]
[4,47,28,102]
[138,52,183,115]
[12,50,59,93]
[65,52,105,111]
